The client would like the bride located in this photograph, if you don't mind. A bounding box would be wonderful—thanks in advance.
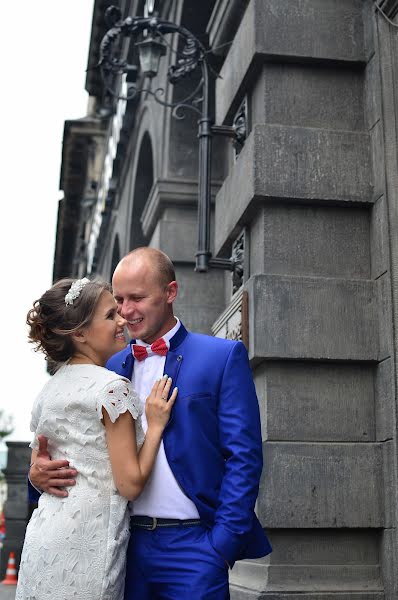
[16,277,177,600]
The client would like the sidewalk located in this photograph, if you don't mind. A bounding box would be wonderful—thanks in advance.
[0,585,15,600]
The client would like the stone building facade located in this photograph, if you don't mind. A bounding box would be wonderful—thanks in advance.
[56,0,398,597]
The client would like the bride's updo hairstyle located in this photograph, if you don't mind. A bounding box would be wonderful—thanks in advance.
[27,278,112,363]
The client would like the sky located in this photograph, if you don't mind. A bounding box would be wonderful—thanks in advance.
[0,1,95,443]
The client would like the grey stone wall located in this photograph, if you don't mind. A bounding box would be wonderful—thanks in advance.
[209,0,398,597]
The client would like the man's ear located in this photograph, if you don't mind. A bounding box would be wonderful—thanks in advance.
[166,281,178,304]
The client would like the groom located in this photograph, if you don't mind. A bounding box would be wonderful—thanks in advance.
[30,247,271,598]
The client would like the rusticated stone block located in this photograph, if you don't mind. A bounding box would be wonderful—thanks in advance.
[253,362,375,442]
[149,205,218,263]
[215,125,372,255]
[258,442,384,528]
[252,63,365,132]
[216,0,367,123]
[174,265,226,335]
[246,274,378,362]
[249,205,371,280]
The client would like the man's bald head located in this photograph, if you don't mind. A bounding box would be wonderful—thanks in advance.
[112,247,178,342]
[115,247,176,288]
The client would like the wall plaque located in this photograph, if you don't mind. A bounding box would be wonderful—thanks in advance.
[212,287,249,349]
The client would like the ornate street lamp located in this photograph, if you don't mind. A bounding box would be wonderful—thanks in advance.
[135,35,167,78]
[98,5,246,274]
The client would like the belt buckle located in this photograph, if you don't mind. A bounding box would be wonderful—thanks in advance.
[149,517,157,530]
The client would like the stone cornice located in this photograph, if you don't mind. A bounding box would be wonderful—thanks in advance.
[59,117,108,195]
[141,177,222,238]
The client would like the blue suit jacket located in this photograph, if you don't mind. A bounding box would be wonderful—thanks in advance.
[106,323,272,564]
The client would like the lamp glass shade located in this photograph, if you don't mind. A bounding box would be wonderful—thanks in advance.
[137,36,166,78]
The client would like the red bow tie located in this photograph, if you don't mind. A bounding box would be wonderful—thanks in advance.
[131,337,170,361]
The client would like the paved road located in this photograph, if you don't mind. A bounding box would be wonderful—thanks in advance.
[0,585,15,600]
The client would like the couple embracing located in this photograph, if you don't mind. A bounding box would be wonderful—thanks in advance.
[18,247,271,600]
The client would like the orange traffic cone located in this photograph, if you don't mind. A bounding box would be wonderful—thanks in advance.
[1,551,17,585]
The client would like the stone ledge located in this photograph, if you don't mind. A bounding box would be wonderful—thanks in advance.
[215,125,372,255]
[246,274,378,363]
[141,177,221,239]
[230,593,384,600]
[231,563,382,595]
[216,0,368,124]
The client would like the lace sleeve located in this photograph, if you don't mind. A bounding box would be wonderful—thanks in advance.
[96,378,142,424]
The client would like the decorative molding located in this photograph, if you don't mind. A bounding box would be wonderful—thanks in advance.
[232,96,248,158]
[231,229,245,294]
[141,177,222,238]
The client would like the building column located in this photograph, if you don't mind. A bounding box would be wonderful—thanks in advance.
[0,442,31,579]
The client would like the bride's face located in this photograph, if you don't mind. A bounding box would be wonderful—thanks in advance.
[80,291,127,366]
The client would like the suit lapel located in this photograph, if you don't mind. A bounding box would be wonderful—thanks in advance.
[121,343,135,380]
[164,351,183,387]
[163,322,188,385]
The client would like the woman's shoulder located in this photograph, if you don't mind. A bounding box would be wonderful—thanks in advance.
[33,365,130,405]
[59,363,128,386]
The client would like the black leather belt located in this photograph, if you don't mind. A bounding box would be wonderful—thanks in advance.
[131,516,202,530]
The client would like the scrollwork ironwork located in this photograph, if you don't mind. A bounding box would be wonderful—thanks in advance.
[98,8,207,119]
[99,5,246,273]
[168,37,202,84]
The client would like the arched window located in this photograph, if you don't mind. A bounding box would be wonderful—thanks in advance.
[129,133,153,249]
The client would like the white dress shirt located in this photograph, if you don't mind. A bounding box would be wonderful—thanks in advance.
[132,318,200,519]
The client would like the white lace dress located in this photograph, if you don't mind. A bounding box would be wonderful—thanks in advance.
[16,364,144,600]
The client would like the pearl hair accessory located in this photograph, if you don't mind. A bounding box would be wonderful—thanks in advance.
[65,278,90,306]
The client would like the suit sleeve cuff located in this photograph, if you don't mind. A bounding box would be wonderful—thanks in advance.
[208,523,246,566]
[28,466,42,503]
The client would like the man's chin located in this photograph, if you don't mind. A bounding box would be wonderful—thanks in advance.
[127,325,145,339]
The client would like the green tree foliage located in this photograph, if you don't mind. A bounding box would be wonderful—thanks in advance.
[0,410,13,440]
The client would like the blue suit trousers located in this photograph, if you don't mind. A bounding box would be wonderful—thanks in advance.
[124,524,230,599]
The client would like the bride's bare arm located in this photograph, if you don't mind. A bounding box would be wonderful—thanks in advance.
[103,376,177,500]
